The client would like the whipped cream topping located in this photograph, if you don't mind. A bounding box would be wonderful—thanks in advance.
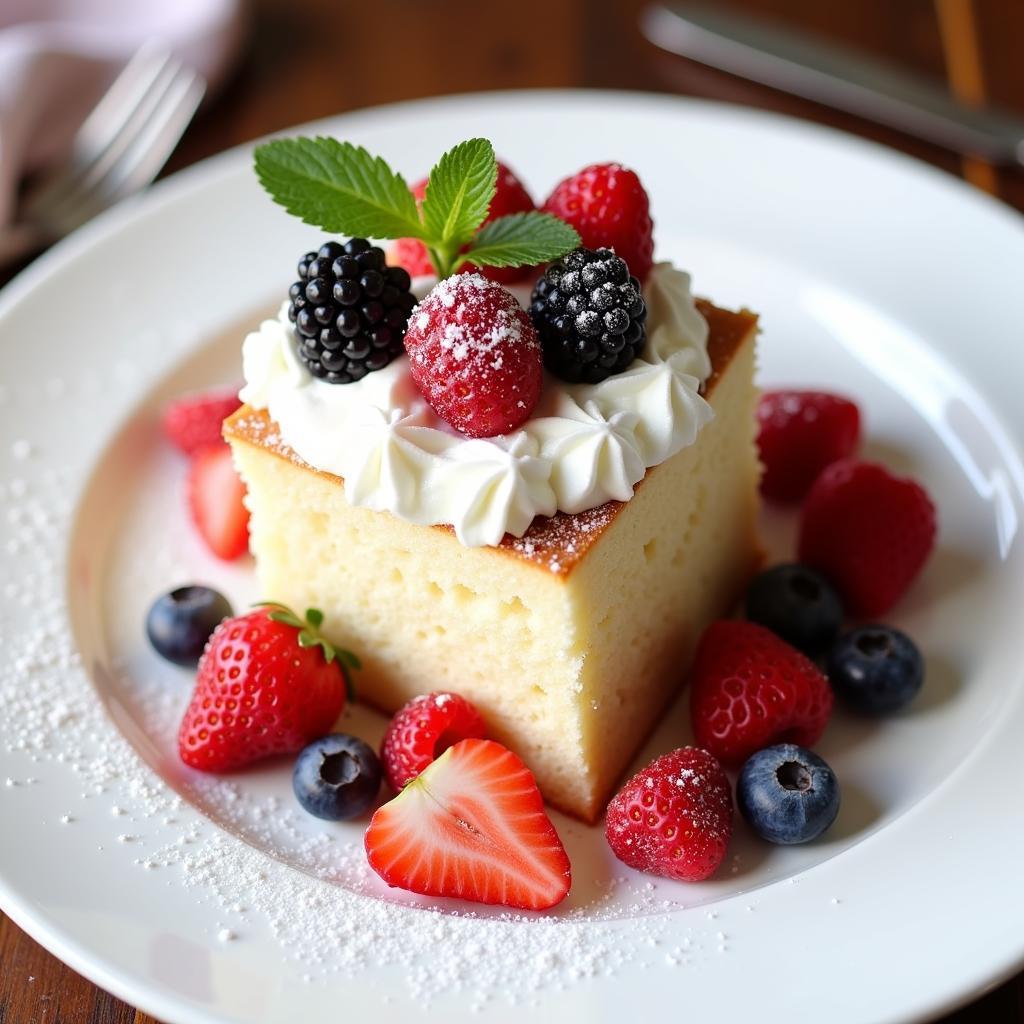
[239,262,713,546]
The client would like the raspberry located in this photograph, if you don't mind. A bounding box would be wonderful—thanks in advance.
[388,236,434,278]
[529,247,647,383]
[404,274,543,438]
[380,692,487,791]
[757,390,861,501]
[541,163,654,282]
[388,163,536,283]
[289,238,416,384]
[799,459,937,617]
[605,747,733,882]
[161,388,241,456]
[690,620,834,766]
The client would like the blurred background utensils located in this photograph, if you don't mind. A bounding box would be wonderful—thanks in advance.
[643,3,1024,166]
[0,0,243,265]
[0,46,205,266]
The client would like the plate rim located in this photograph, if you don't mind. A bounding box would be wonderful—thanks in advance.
[1,88,1023,1024]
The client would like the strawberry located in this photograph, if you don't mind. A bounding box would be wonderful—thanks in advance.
[404,274,543,437]
[757,390,861,502]
[186,443,250,560]
[690,620,833,766]
[380,692,487,791]
[162,388,242,456]
[799,459,937,616]
[178,604,357,773]
[365,738,571,910]
[605,747,732,882]
[388,162,536,283]
[541,163,654,282]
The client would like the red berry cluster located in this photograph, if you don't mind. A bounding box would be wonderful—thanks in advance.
[392,160,657,438]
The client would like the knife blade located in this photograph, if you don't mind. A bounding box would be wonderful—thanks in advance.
[643,3,1024,166]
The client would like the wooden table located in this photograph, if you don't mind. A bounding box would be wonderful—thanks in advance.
[2,1,1022,1020]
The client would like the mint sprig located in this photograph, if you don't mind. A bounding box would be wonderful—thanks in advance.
[253,135,580,278]
[254,138,423,239]
[421,138,497,260]
[457,212,580,271]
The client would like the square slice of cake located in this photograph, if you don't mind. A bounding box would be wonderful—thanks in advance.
[225,300,760,822]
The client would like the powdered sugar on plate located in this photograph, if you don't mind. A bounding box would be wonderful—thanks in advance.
[0,418,753,1010]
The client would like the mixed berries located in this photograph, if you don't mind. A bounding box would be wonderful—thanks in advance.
[293,156,659,443]
[605,747,733,882]
[530,247,647,383]
[799,458,937,617]
[737,744,841,845]
[177,604,355,773]
[826,625,924,715]
[757,390,861,502]
[744,563,843,656]
[145,139,944,911]
[293,733,382,821]
[160,387,249,562]
[690,620,834,766]
[289,238,416,384]
[379,691,487,791]
[365,738,572,911]
[148,371,938,905]
[146,585,233,668]
[403,274,544,438]
[162,388,242,456]
[541,162,655,283]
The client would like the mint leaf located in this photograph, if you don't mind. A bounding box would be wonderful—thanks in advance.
[420,138,497,249]
[254,137,423,239]
[458,212,580,270]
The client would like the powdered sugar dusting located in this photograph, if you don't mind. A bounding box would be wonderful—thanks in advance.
[0,436,743,1009]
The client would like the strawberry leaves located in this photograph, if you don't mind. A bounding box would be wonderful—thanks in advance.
[259,602,360,698]
[253,136,580,278]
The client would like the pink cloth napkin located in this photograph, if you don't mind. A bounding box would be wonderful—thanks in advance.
[0,0,245,228]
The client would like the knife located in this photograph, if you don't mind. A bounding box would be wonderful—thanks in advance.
[642,3,1024,166]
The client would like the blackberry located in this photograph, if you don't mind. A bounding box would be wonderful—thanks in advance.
[529,247,647,384]
[287,238,416,384]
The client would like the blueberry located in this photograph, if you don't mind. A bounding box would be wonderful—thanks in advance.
[145,586,232,668]
[745,563,844,655]
[293,734,381,821]
[826,625,923,714]
[738,744,840,844]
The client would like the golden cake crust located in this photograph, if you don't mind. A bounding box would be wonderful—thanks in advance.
[224,300,757,576]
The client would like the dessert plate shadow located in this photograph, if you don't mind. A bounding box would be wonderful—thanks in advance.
[1,91,1023,1024]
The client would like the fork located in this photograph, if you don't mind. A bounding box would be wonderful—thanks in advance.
[0,44,206,267]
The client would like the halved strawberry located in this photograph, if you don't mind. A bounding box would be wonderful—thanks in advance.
[364,738,571,911]
[187,443,249,560]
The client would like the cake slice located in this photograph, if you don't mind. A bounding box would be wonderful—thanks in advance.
[225,300,760,823]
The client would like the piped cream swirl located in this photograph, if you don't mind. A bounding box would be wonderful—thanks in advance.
[239,262,713,546]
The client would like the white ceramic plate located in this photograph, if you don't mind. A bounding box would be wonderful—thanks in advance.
[1,91,1023,1024]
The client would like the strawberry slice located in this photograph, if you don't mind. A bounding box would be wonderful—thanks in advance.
[187,443,249,560]
[364,738,571,911]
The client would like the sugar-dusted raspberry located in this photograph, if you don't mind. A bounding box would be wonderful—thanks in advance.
[404,274,543,438]
[380,691,487,791]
